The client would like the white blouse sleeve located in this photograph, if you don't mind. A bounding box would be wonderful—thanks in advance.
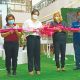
[22,20,30,37]
[39,22,43,29]
[22,21,29,30]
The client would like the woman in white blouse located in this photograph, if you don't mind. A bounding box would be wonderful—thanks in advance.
[23,9,42,75]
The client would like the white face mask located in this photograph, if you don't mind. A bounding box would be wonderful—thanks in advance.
[32,15,38,20]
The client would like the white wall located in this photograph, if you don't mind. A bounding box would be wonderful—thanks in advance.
[0,4,7,27]
[11,12,31,23]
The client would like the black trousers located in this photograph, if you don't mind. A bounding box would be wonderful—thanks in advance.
[27,35,40,72]
[4,41,19,71]
[53,33,66,68]
[73,41,80,68]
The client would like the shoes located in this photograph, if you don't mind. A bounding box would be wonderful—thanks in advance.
[56,67,66,72]
[61,67,66,71]
[29,71,40,75]
[7,71,11,76]
[36,71,40,75]
[29,71,34,75]
[57,68,60,71]
[12,70,16,76]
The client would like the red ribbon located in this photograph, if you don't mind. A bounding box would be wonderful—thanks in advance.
[40,24,80,36]
[1,26,80,36]
[0,28,23,33]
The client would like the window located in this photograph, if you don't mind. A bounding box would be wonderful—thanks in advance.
[7,0,32,12]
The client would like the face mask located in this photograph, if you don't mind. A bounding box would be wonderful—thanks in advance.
[55,17,60,21]
[8,20,15,25]
[32,15,38,20]
[77,16,80,20]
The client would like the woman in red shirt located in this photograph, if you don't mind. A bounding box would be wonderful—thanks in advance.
[1,14,21,76]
